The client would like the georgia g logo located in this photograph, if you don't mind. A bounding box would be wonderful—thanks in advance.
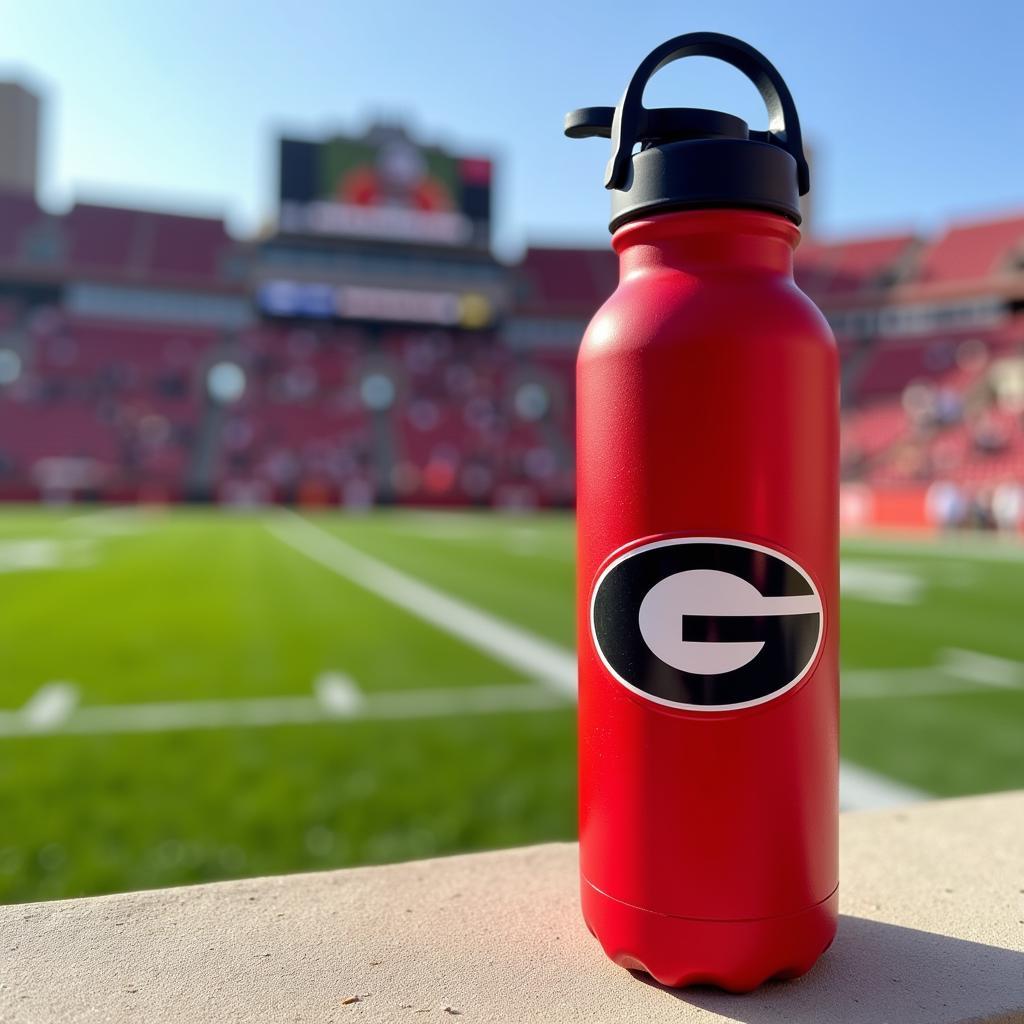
[590,537,824,711]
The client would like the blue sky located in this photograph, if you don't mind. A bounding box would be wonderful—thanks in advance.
[2,0,1022,257]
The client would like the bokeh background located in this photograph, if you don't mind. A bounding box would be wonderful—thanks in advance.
[1,0,1022,903]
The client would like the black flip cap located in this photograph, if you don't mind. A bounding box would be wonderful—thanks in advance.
[565,32,810,231]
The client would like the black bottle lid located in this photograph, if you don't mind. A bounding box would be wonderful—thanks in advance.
[566,32,810,231]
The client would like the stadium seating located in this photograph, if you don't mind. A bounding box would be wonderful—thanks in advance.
[795,233,918,296]
[0,308,218,501]
[0,191,242,285]
[915,215,1024,284]
[0,195,1022,509]
[66,204,140,273]
[215,323,371,504]
[854,337,959,399]
[201,322,576,508]
[840,318,1024,487]
[0,190,45,264]
[515,247,617,316]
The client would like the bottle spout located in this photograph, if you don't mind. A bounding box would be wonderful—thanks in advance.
[565,31,810,230]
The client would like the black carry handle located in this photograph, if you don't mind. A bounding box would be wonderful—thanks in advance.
[598,32,809,196]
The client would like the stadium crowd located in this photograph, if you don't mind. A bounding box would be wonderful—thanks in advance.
[0,186,1022,528]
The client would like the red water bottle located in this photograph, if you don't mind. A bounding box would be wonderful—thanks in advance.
[568,33,839,991]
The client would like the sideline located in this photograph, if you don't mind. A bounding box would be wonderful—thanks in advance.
[267,510,578,699]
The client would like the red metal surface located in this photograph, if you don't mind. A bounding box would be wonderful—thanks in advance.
[576,208,839,989]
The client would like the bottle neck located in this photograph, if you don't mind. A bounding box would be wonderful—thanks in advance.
[612,208,799,277]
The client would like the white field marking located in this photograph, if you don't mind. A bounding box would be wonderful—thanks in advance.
[360,683,563,718]
[0,674,917,809]
[840,560,924,605]
[377,516,575,562]
[314,672,365,716]
[369,511,539,542]
[841,666,978,700]
[19,682,79,730]
[0,681,564,738]
[842,534,1024,565]
[839,760,928,810]
[506,531,543,557]
[0,694,319,736]
[939,648,1024,689]
[0,539,95,573]
[68,505,151,536]
[504,530,574,561]
[267,512,927,809]
[267,511,577,699]
[842,650,1024,699]
[386,516,514,540]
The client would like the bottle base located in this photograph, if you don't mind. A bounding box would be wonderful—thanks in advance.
[580,875,838,993]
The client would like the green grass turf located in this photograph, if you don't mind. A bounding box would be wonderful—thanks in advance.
[839,534,1024,796]
[0,507,1022,903]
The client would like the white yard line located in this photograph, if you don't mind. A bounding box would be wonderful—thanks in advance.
[840,562,924,605]
[19,682,79,730]
[842,667,975,700]
[11,668,1004,724]
[268,512,934,810]
[839,760,929,810]
[67,505,151,536]
[0,512,948,810]
[0,539,96,573]
[358,683,563,719]
[940,648,1024,689]
[843,650,1024,699]
[314,671,365,715]
[842,667,998,699]
[59,695,327,733]
[0,679,564,738]
[838,648,1024,805]
[0,671,926,809]
[843,535,1024,564]
[267,511,577,699]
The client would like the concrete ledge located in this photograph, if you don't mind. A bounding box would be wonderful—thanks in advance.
[2,792,1023,1023]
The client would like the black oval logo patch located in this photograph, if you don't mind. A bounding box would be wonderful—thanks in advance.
[590,537,824,711]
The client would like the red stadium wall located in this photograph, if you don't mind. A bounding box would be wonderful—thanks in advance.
[840,484,931,531]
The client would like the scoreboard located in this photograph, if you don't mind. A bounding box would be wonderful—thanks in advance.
[278,124,492,249]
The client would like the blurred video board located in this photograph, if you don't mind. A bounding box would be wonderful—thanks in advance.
[278,125,492,249]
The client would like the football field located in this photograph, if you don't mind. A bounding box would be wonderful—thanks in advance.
[1,506,1022,905]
